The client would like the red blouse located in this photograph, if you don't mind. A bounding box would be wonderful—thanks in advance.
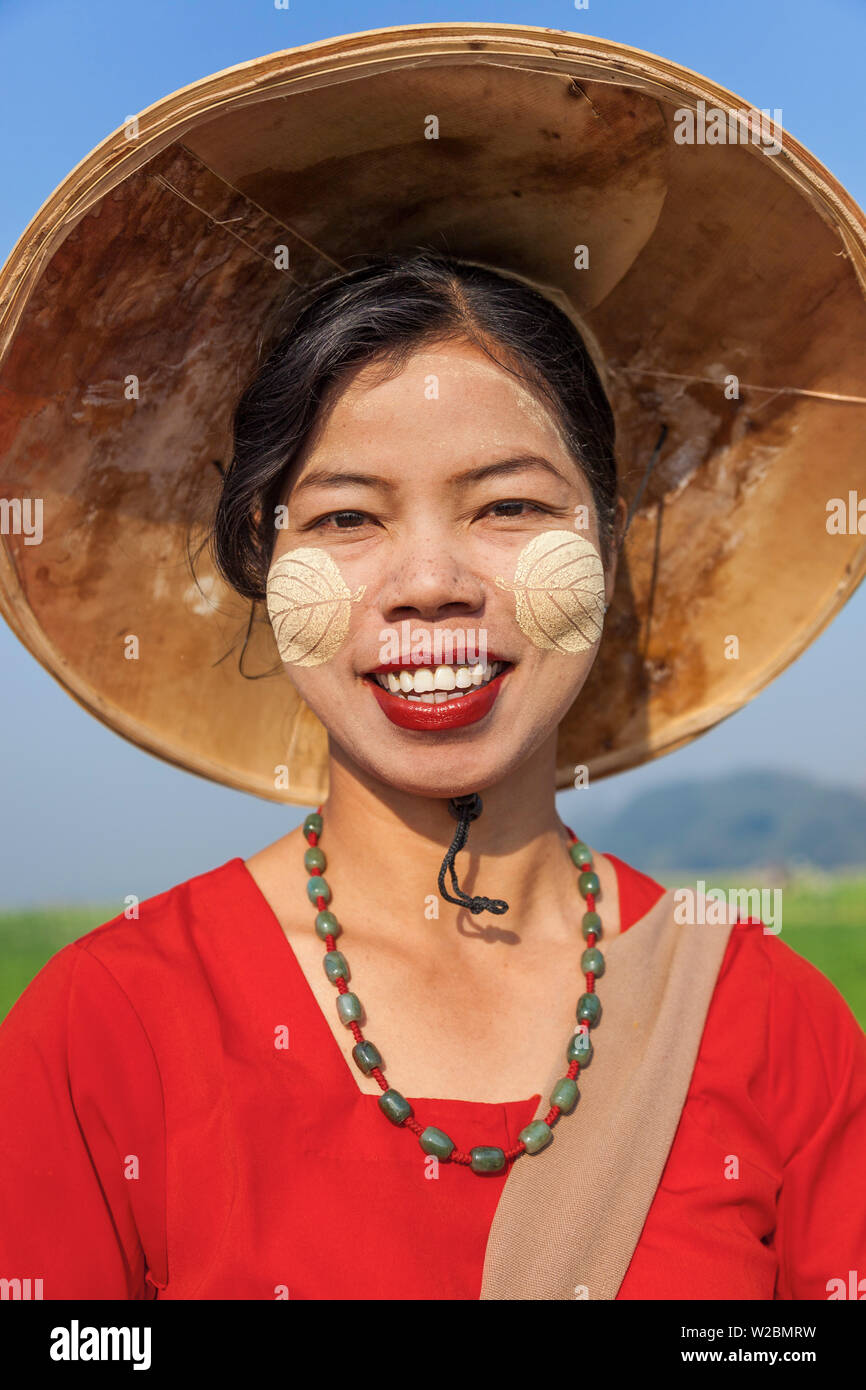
[0,851,864,1300]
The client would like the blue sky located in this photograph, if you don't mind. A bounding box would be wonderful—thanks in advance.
[0,0,864,904]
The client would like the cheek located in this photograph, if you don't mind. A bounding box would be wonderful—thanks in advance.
[266,546,366,666]
[494,529,606,653]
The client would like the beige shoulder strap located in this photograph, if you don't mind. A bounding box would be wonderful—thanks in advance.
[480,889,733,1299]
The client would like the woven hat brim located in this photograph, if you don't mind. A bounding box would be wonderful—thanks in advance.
[1,23,864,804]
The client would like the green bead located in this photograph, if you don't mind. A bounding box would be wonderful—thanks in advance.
[419,1126,455,1160]
[336,992,361,1024]
[551,1076,579,1113]
[470,1145,506,1174]
[578,870,600,899]
[323,950,348,983]
[582,911,602,940]
[307,875,330,905]
[379,1089,413,1125]
[519,1119,553,1154]
[569,841,594,868]
[303,812,323,837]
[581,946,605,978]
[567,1030,593,1066]
[304,846,325,872]
[352,1040,382,1075]
[577,992,602,1027]
[315,910,340,940]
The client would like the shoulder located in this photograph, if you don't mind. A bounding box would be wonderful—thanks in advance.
[1,858,247,1041]
[704,917,866,1160]
[752,923,864,1075]
[73,855,245,969]
[719,916,862,1038]
[598,862,866,1156]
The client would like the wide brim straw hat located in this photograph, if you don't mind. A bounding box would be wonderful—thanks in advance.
[1,22,865,807]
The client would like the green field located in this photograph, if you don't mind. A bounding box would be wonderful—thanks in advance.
[0,904,118,1024]
[1,873,865,1028]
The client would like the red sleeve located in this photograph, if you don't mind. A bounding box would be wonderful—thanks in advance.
[0,940,167,1299]
[764,933,866,1299]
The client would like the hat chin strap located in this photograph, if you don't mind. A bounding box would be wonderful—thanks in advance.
[437,793,510,916]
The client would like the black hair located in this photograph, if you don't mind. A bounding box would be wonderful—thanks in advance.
[208,248,619,603]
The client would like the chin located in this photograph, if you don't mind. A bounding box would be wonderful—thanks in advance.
[343,729,548,802]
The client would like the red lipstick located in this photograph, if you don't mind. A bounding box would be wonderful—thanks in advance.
[364,665,512,730]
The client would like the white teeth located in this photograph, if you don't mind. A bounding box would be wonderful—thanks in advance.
[433,665,456,691]
[372,661,506,698]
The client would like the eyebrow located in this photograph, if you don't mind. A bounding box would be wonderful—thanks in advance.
[291,454,571,497]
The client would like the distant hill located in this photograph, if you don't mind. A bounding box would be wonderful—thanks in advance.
[592,770,866,873]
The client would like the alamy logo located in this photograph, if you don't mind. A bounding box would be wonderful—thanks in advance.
[0,1276,43,1299]
[0,497,43,545]
[49,1320,152,1371]
[826,1270,865,1299]
[673,101,783,155]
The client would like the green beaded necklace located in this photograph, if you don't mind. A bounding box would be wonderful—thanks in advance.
[301,805,604,1175]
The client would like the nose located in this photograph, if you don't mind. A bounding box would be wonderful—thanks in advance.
[377,532,487,625]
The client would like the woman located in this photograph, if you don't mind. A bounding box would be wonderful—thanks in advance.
[2,24,866,1302]
[1,248,864,1301]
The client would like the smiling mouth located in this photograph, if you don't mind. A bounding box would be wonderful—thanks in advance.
[361,658,515,730]
[362,660,510,703]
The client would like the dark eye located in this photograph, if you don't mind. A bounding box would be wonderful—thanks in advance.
[486,500,546,519]
[312,510,371,531]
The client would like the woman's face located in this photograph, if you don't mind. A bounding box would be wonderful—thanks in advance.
[268,338,621,798]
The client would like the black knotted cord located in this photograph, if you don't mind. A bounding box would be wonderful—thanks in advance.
[436,793,510,916]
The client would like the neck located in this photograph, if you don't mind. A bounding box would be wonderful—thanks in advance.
[318,735,583,946]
